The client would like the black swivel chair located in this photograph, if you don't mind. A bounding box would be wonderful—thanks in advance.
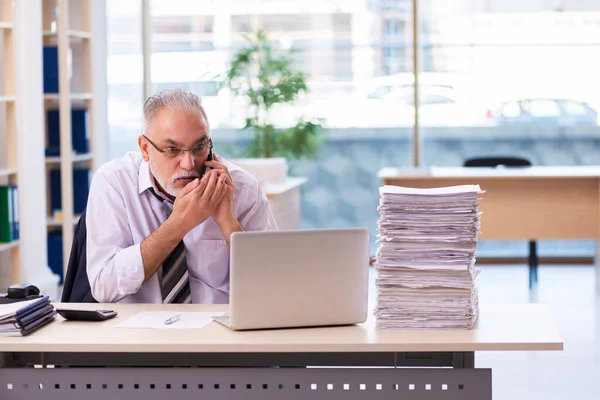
[61,208,98,303]
[463,156,538,288]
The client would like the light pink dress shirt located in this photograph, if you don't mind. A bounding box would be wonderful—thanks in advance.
[85,151,277,304]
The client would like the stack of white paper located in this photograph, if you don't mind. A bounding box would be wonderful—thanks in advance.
[374,185,485,329]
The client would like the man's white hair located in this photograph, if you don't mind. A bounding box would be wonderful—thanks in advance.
[143,87,209,132]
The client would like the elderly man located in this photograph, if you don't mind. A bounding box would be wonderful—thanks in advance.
[86,88,277,304]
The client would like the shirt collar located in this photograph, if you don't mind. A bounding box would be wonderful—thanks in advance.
[138,160,153,195]
[138,160,172,203]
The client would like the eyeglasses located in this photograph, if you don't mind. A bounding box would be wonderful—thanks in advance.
[143,135,212,159]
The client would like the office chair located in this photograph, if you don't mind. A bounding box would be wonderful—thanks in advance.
[463,156,538,288]
[464,156,531,168]
[61,208,98,303]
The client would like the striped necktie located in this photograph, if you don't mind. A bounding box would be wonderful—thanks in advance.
[150,189,192,304]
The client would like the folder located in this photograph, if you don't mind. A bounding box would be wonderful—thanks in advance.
[49,168,91,215]
[43,46,59,93]
[0,310,57,337]
[0,185,16,243]
[46,108,90,155]
[0,296,51,322]
[0,297,56,337]
[47,232,64,283]
[10,186,19,241]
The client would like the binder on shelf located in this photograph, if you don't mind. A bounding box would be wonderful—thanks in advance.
[46,108,90,155]
[50,168,91,216]
[10,186,19,241]
[43,46,59,93]
[0,185,18,243]
[47,231,63,284]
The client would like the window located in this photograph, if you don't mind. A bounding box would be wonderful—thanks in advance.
[105,1,600,258]
[419,1,600,259]
[106,0,144,160]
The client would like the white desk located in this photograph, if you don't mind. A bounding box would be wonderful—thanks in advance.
[0,303,562,400]
[263,177,308,230]
[379,165,600,290]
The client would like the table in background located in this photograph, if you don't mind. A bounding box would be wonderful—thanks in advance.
[263,177,308,230]
[0,302,562,400]
[378,165,600,291]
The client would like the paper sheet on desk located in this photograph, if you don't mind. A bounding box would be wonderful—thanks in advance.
[115,311,225,329]
[374,184,484,330]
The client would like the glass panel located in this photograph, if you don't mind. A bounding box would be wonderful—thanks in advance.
[146,0,415,253]
[107,0,144,159]
[419,0,600,258]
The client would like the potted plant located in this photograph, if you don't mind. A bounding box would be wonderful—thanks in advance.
[222,29,323,183]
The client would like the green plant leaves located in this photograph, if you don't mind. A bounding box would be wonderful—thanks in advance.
[222,28,324,159]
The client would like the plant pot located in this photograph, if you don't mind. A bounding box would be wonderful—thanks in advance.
[231,157,288,184]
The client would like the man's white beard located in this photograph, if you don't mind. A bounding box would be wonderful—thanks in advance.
[149,159,201,198]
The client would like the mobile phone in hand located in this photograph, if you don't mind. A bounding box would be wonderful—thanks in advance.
[204,147,214,175]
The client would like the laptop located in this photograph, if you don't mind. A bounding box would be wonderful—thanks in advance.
[213,228,370,331]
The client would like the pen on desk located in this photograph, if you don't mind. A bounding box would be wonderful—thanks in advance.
[164,314,181,325]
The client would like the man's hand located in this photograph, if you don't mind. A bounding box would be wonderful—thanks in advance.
[205,156,243,243]
[141,172,227,281]
[170,170,227,235]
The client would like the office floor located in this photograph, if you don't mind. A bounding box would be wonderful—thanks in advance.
[368,264,600,400]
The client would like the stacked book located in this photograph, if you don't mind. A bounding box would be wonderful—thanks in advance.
[374,184,484,329]
[0,296,56,336]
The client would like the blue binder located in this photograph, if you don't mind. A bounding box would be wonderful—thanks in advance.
[49,168,91,215]
[10,186,19,241]
[43,46,59,93]
[47,232,63,284]
[46,109,90,155]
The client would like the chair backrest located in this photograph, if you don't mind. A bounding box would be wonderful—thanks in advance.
[60,209,98,303]
[464,156,532,168]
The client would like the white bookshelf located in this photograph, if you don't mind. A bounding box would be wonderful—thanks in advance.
[0,0,109,295]
[44,92,93,100]
[43,29,92,40]
[0,240,18,253]
[46,152,94,164]
[42,0,108,279]
[0,0,19,286]
[47,213,81,228]
[0,168,17,177]
[0,0,107,294]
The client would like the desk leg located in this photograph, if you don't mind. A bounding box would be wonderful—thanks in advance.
[453,352,475,369]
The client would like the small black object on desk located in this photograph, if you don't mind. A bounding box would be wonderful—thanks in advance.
[56,309,117,321]
[0,283,43,305]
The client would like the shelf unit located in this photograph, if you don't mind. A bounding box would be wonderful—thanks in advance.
[42,0,96,279]
[0,168,17,177]
[41,0,108,281]
[47,213,81,228]
[0,0,19,285]
[43,29,92,40]
[0,240,18,253]
[0,0,107,294]
[44,92,93,100]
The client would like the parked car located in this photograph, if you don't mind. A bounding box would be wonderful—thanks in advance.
[492,98,599,127]
[304,73,494,128]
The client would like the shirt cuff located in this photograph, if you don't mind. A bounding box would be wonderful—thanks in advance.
[115,243,145,295]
